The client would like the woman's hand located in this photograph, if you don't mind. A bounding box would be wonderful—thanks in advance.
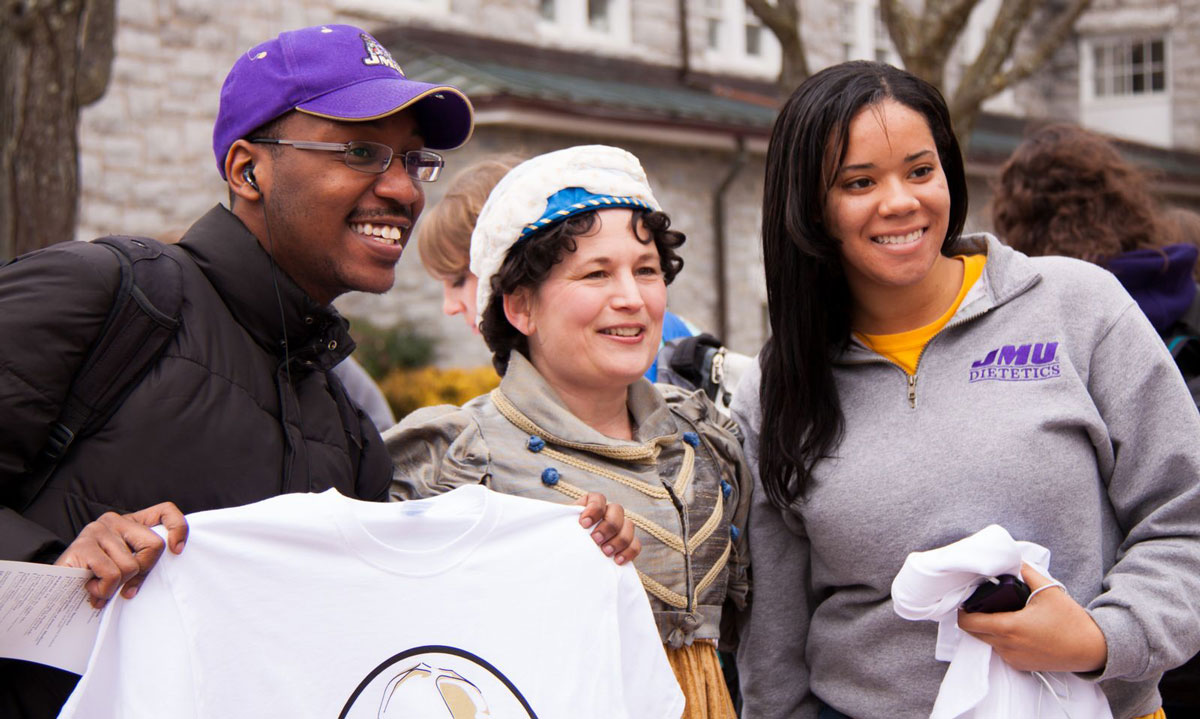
[575,492,641,565]
[54,502,188,609]
[957,564,1108,673]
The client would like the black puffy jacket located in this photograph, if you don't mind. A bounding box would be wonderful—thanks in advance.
[0,205,392,716]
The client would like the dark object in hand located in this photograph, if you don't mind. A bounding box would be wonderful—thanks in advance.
[962,574,1031,613]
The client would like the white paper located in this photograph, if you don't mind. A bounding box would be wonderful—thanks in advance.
[0,560,104,674]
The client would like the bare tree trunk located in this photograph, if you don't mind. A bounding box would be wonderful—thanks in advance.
[948,0,1092,150]
[891,0,980,88]
[745,0,808,96]
[1,0,114,261]
[882,0,1092,152]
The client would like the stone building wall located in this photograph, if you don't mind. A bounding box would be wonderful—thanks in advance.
[1012,0,1200,153]
[1165,0,1200,150]
[76,0,1199,373]
[78,0,335,243]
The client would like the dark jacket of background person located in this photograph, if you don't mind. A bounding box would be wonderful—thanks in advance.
[1105,244,1198,335]
[1106,244,1200,408]
[0,205,392,717]
[992,122,1200,713]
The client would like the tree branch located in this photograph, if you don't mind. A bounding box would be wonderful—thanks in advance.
[76,0,115,106]
[744,0,808,93]
[884,0,979,87]
[992,0,1094,94]
[744,0,797,45]
[879,0,918,58]
[923,0,981,52]
[949,0,1036,118]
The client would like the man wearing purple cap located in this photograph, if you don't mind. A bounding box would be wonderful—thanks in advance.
[0,25,636,718]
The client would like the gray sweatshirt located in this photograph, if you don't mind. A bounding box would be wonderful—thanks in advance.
[733,234,1200,719]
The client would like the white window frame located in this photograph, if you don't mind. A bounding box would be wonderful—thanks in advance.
[1078,32,1173,147]
[838,0,897,65]
[838,0,858,62]
[871,4,894,64]
[536,0,633,48]
[1083,35,1168,101]
[700,0,780,74]
[701,0,724,53]
[742,3,766,59]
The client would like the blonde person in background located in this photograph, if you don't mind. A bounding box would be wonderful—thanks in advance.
[417,155,526,331]
[386,145,751,718]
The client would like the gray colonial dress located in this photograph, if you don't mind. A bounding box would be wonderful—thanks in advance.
[385,352,751,716]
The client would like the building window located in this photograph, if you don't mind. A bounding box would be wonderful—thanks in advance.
[1092,37,1166,97]
[537,0,630,44]
[701,0,778,69]
[873,4,892,63]
[588,0,610,31]
[837,0,895,65]
[839,0,856,61]
[703,0,723,50]
[1079,33,1172,147]
[744,3,764,57]
[745,24,762,56]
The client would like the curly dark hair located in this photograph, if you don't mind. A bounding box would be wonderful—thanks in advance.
[992,124,1164,263]
[479,208,685,376]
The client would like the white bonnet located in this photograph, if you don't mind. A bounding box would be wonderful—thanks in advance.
[469,144,660,326]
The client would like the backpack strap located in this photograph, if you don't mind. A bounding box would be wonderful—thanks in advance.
[1166,319,1200,373]
[13,236,183,512]
[666,333,724,395]
[1164,321,1200,410]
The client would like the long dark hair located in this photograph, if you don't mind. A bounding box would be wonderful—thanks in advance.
[758,61,968,509]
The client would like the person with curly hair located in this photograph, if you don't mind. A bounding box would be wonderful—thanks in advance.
[414,152,713,384]
[387,145,751,719]
[992,124,1167,262]
[992,125,1199,339]
[993,123,1200,716]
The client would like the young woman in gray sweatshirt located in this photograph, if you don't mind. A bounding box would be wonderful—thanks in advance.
[733,61,1200,719]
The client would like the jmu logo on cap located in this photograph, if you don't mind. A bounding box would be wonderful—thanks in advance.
[360,33,404,75]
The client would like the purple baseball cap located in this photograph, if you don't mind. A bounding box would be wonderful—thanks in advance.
[212,24,474,178]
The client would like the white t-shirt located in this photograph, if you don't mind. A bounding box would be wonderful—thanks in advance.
[59,485,684,719]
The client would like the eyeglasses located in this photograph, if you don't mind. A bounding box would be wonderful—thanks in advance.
[249,139,444,181]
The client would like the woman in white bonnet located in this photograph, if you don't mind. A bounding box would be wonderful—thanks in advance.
[386,145,750,718]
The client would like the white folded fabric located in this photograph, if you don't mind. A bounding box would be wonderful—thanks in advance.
[890,525,1113,719]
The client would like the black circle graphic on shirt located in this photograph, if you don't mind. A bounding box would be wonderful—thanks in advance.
[339,644,537,719]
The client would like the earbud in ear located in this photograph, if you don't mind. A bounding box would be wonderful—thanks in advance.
[242,165,259,192]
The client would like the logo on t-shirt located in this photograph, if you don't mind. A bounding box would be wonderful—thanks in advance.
[969,341,1061,383]
[340,645,536,718]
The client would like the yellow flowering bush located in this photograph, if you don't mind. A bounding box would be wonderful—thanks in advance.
[380,365,501,419]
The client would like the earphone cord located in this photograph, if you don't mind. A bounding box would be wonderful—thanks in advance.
[259,191,295,493]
